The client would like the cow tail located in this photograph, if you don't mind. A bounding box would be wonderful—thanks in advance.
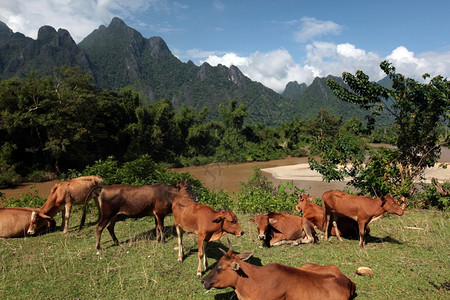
[321,195,326,231]
[79,185,103,231]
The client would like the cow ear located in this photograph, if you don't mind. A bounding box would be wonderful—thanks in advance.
[268,218,278,225]
[231,262,240,271]
[212,216,224,223]
[238,251,254,261]
[249,217,256,223]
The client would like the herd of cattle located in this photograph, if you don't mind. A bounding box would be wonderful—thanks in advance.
[0,175,406,299]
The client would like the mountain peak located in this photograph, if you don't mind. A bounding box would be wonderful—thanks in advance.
[0,20,12,35]
[109,17,127,28]
[37,25,57,41]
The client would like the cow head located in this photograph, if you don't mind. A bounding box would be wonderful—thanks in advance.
[295,194,314,213]
[176,181,199,202]
[202,239,253,290]
[380,195,404,216]
[213,210,244,237]
[250,214,281,244]
[27,211,55,235]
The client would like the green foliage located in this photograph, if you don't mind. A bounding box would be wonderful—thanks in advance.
[320,62,449,197]
[410,182,450,211]
[235,167,301,213]
[197,188,234,211]
[309,131,366,182]
[4,185,46,208]
[0,169,21,189]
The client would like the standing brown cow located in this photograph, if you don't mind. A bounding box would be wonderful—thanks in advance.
[202,240,356,300]
[296,194,370,238]
[94,182,197,251]
[27,175,104,235]
[1,207,55,238]
[172,194,244,277]
[250,212,316,247]
[322,190,404,251]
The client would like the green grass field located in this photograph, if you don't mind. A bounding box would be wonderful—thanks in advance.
[1,209,448,299]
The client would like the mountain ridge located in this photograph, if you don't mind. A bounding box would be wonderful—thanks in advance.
[0,18,387,125]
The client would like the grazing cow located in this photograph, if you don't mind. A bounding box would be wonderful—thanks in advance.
[202,240,356,300]
[296,194,370,238]
[1,207,55,238]
[94,182,197,251]
[322,190,404,251]
[172,194,244,277]
[250,212,316,247]
[27,175,104,235]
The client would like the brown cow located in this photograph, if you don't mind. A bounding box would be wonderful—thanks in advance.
[94,182,197,251]
[1,207,55,238]
[172,194,244,277]
[202,240,356,300]
[296,194,370,238]
[322,190,404,251]
[27,175,104,235]
[250,212,316,247]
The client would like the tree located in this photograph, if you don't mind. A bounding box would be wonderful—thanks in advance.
[311,61,449,197]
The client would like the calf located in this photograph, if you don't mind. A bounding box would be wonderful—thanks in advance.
[250,212,316,247]
[296,194,370,238]
[94,182,196,250]
[172,195,244,277]
[27,175,103,234]
[202,240,356,300]
[1,207,55,238]
[322,190,404,251]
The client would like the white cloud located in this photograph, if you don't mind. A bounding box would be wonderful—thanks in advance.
[204,49,316,93]
[200,42,450,93]
[294,17,342,43]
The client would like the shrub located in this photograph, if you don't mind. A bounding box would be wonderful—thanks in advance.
[410,181,450,211]
[235,167,303,214]
[4,185,46,208]
[0,169,21,189]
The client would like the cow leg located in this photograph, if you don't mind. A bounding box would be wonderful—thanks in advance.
[300,224,315,244]
[324,211,331,241]
[358,220,366,251]
[154,215,166,243]
[96,217,111,251]
[106,215,119,246]
[197,236,206,277]
[332,215,343,241]
[63,203,72,234]
[176,226,184,263]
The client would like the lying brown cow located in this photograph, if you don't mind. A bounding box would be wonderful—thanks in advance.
[202,240,356,300]
[250,212,316,247]
[296,194,370,238]
[172,193,244,277]
[93,182,197,251]
[322,190,404,251]
[1,207,55,238]
[27,175,104,235]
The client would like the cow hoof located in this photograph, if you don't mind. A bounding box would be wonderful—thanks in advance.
[173,246,179,250]
[196,273,202,278]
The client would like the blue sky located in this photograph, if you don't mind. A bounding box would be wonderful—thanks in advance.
[1,0,449,92]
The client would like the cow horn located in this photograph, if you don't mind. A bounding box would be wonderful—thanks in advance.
[227,237,232,252]
[219,248,230,259]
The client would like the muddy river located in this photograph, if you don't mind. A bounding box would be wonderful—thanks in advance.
[1,146,449,200]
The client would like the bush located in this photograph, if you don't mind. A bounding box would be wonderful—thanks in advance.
[410,182,450,211]
[0,169,21,188]
[235,167,303,214]
[4,185,46,208]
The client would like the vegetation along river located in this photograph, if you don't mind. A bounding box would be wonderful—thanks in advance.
[1,146,449,200]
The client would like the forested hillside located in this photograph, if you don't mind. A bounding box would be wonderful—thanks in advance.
[0,18,389,125]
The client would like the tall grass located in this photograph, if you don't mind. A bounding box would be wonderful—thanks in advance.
[0,209,448,299]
